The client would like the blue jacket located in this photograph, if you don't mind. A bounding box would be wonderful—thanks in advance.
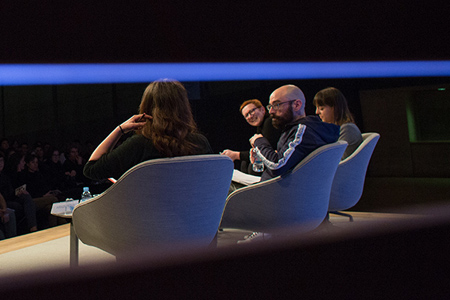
[253,115,339,181]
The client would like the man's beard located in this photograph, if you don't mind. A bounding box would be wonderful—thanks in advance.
[271,106,294,129]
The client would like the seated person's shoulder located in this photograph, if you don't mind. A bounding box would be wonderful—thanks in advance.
[340,123,362,139]
[339,123,363,147]
[341,122,361,133]
[189,132,213,154]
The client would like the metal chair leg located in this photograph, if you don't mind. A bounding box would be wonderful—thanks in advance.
[329,211,354,222]
[70,221,79,267]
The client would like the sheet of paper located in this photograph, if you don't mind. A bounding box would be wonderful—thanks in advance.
[15,184,26,196]
[50,200,80,217]
[232,169,261,185]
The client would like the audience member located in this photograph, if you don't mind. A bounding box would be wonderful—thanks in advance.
[33,144,50,174]
[221,99,281,175]
[0,138,11,157]
[10,140,19,152]
[4,152,26,188]
[33,144,45,162]
[84,79,213,181]
[313,87,363,159]
[0,152,37,233]
[43,142,53,161]
[0,138,9,151]
[19,154,61,199]
[82,141,95,160]
[0,192,17,239]
[63,145,87,186]
[44,149,70,191]
[19,142,29,156]
[18,154,60,229]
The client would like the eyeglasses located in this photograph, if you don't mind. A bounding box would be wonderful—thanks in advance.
[266,99,297,111]
[243,107,259,119]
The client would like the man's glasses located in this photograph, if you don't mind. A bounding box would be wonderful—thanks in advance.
[244,107,258,119]
[266,99,297,111]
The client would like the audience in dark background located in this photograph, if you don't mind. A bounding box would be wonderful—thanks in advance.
[0,138,112,237]
[0,151,37,236]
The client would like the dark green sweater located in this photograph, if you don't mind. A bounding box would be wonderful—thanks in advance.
[84,133,213,181]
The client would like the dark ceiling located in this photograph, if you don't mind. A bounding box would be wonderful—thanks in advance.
[1,1,450,63]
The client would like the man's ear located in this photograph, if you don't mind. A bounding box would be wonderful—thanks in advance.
[293,99,303,112]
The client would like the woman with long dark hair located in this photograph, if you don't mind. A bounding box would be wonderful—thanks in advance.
[84,79,213,180]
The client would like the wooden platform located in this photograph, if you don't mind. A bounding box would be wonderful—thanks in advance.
[0,211,420,277]
[0,224,70,255]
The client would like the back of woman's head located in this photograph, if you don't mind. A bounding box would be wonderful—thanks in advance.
[313,87,354,125]
[138,79,198,156]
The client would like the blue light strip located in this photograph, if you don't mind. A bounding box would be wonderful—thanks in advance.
[1,61,450,85]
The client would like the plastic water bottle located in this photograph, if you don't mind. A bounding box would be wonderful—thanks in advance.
[252,148,264,172]
[80,187,92,202]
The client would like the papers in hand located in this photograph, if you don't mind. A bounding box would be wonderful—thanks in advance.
[15,184,26,196]
[51,200,80,217]
[232,169,261,185]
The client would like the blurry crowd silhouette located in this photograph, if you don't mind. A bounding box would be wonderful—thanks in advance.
[0,137,112,239]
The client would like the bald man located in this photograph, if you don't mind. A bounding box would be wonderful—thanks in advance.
[249,84,340,181]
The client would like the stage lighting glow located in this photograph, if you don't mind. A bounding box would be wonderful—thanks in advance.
[0,61,449,85]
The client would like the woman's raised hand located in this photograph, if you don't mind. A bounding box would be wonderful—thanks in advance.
[119,113,152,134]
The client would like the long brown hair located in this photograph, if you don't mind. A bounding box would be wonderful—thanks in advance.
[137,79,199,157]
[313,87,355,126]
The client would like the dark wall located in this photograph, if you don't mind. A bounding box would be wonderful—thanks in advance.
[1,2,450,63]
[360,81,450,177]
[0,84,147,151]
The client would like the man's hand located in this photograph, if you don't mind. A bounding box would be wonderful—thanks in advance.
[221,149,240,161]
[249,134,263,147]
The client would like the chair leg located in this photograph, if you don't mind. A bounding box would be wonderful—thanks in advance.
[209,232,218,248]
[70,221,79,267]
[329,211,354,222]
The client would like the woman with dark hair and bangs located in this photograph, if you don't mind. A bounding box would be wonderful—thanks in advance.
[84,79,213,181]
[313,87,363,160]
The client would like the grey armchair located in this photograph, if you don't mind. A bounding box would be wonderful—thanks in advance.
[71,154,233,263]
[328,132,380,221]
[220,141,347,234]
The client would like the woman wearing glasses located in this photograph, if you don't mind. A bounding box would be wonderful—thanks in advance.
[221,99,281,175]
[313,87,363,159]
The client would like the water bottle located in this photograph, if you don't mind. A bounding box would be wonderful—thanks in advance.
[80,187,92,202]
[65,198,74,214]
[252,148,264,172]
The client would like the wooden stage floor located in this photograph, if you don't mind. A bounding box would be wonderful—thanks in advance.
[0,211,420,277]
